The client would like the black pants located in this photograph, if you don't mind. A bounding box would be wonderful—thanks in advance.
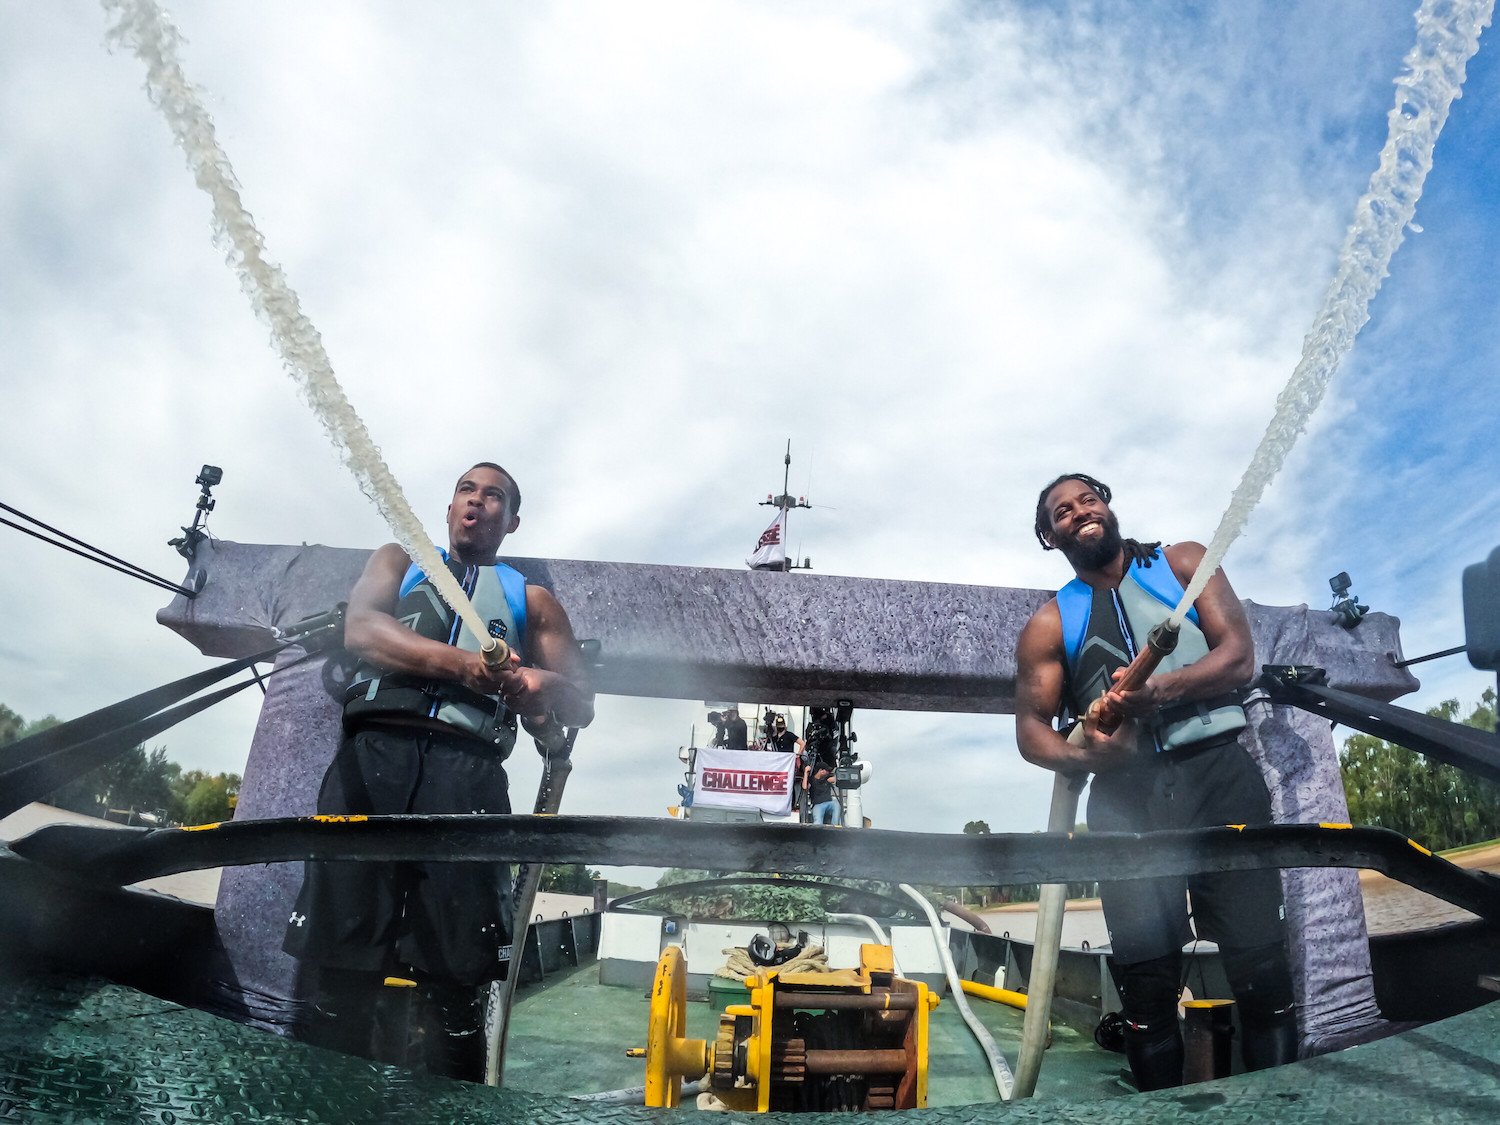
[283,723,514,1079]
[283,724,515,982]
[1089,737,1296,1087]
[295,964,491,1082]
[1087,736,1286,962]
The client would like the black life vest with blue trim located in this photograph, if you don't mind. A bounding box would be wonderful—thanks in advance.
[343,551,528,752]
[1057,548,1245,752]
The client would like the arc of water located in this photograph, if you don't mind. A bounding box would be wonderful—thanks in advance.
[1171,0,1493,624]
[103,0,496,650]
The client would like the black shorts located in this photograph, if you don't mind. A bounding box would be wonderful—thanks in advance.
[1086,735,1286,965]
[282,724,514,985]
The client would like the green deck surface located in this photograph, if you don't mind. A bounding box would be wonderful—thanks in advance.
[4,969,1500,1122]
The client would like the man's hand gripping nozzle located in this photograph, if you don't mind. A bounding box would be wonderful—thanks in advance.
[481,636,512,671]
[1090,619,1181,735]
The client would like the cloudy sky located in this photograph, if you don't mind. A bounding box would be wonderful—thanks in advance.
[2,2,1497,880]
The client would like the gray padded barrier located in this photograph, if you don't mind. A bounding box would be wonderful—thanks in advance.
[158,539,1419,1052]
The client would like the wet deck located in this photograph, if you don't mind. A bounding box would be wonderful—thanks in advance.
[4,968,1499,1121]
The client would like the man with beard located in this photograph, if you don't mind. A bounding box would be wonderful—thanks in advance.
[283,462,594,1080]
[1013,473,1296,1090]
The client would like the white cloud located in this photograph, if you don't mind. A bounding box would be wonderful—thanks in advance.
[1,1,1494,848]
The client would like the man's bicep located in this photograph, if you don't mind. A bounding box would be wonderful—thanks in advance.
[526,587,589,679]
[346,546,409,623]
[1169,543,1252,653]
[1014,610,1066,730]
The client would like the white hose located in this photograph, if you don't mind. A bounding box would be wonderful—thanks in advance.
[899,883,1013,1102]
[825,912,903,977]
[569,1080,706,1105]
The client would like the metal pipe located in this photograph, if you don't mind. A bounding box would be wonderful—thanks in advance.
[1012,771,1084,1099]
[824,911,902,977]
[960,979,1028,1011]
[772,991,918,1011]
[1093,620,1179,735]
[484,728,576,1086]
[801,1049,910,1075]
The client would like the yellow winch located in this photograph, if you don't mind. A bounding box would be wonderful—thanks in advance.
[633,942,939,1112]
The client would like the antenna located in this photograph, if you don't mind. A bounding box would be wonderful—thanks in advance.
[756,439,813,571]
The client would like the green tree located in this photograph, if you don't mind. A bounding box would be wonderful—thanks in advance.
[539,864,602,895]
[0,703,25,747]
[3,699,241,827]
[180,771,241,825]
[648,869,901,923]
[48,744,180,823]
[1340,689,1500,852]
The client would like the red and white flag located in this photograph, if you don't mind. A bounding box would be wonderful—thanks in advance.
[747,509,787,570]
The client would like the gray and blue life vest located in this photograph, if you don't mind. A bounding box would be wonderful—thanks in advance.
[1056,548,1245,753]
[343,550,529,753]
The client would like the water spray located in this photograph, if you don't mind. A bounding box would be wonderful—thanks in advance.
[1169,0,1492,627]
[1025,1,1493,1099]
[102,0,507,669]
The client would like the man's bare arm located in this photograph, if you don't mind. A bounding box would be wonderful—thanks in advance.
[1106,541,1254,717]
[344,543,526,698]
[1014,602,1136,774]
[497,585,595,727]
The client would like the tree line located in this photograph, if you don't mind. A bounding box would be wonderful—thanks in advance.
[1339,688,1498,853]
[1,702,240,827]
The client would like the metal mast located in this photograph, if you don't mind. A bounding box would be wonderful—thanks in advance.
[758,439,812,572]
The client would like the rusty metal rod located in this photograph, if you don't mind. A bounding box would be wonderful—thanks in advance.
[772,991,917,1011]
[801,1049,910,1075]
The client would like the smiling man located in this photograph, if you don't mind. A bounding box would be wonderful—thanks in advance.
[283,461,593,1080]
[1013,472,1297,1091]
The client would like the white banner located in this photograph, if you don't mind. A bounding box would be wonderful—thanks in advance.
[692,747,796,815]
[747,508,787,570]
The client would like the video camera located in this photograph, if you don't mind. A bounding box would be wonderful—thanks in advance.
[832,698,862,790]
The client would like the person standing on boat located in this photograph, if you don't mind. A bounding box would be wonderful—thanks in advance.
[706,710,729,747]
[282,461,594,1081]
[766,713,798,755]
[805,757,842,826]
[722,705,749,750]
[1013,472,1297,1091]
[798,706,837,822]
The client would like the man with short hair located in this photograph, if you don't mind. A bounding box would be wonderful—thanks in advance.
[1014,472,1296,1090]
[805,757,842,826]
[284,462,593,1080]
[721,705,748,750]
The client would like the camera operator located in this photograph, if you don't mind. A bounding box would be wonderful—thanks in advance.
[799,706,837,772]
[706,710,728,748]
[799,707,840,825]
[722,706,748,750]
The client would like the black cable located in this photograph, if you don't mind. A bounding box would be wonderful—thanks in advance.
[1394,644,1467,668]
[0,501,197,597]
[0,644,318,818]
